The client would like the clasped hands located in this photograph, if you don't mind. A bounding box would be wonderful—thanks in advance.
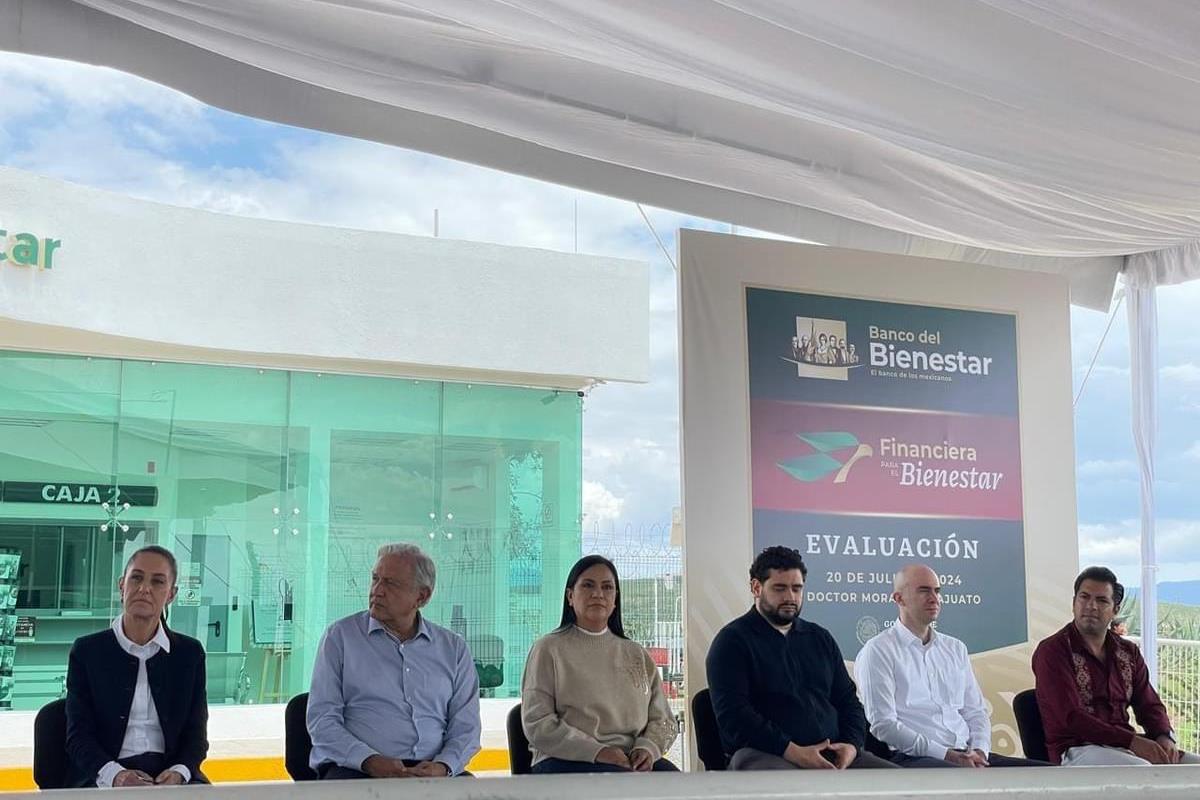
[112,769,185,787]
[944,749,990,768]
[594,745,657,771]
[784,739,857,769]
[361,755,451,778]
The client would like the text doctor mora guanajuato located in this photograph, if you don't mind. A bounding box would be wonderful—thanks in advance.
[868,325,992,379]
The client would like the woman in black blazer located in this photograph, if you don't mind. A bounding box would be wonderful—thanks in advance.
[65,545,209,787]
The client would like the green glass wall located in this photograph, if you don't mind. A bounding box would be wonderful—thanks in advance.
[0,351,582,709]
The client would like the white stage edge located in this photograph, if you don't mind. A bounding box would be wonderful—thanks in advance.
[9,766,1200,799]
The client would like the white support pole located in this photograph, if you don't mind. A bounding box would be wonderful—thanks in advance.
[1126,277,1159,680]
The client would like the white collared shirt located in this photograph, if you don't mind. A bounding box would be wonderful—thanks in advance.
[854,620,991,760]
[95,618,190,788]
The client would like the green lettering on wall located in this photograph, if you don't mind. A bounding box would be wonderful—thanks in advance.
[0,231,62,268]
[11,233,38,267]
[42,238,61,269]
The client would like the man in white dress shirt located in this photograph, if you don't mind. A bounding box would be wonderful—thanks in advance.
[855,564,1047,767]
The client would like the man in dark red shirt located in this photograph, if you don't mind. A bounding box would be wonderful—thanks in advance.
[1032,566,1199,766]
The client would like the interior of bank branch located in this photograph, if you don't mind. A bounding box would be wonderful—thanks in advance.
[0,357,583,710]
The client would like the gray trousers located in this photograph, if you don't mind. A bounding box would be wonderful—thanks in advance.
[730,747,900,770]
[1061,745,1200,766]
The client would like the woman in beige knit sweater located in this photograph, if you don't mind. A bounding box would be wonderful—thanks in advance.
[521,555,678,773]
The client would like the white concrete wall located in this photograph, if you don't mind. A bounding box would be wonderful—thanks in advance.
[0,167,648,389]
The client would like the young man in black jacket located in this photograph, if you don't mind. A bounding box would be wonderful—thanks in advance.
[65,545,208,787]
[706,546,897,770]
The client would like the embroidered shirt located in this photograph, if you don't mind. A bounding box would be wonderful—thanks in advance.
[1031,622,1172,763]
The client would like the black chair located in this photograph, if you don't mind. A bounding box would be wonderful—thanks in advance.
[285,692,318,781]
[33,698,69,789]
[506,703,533,775]
[864,730,894,761]
[1013,688,1049,762]
[690,688,727,771]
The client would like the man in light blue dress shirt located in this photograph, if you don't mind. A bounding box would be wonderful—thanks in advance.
[307,543,481,779]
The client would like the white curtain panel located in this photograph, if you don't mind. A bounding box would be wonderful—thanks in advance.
[9,1,1200,306]
[1125,259,1161,678]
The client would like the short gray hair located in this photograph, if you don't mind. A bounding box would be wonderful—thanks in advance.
[377,543,437,592]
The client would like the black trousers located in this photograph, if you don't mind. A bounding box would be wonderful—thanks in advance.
[729,747,900,769]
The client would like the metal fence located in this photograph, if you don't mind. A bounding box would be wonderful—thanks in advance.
[1129,637,1200,754]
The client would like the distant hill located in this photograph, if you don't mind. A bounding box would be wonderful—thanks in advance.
[1126,581,1200,607]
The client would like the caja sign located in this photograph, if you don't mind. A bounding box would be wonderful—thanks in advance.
[0,482,157,506]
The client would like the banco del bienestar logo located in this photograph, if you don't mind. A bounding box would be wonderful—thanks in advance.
[776,431,873,484]
[781,316,864,381]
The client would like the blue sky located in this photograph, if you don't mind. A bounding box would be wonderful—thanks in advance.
[2,52,1199,587]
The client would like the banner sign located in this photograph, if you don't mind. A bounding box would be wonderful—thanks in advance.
[1,482,158,506]
[746,287,1026,656]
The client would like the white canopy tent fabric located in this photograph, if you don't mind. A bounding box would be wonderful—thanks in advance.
[5,0,1200,305]
[4,0,1200,669]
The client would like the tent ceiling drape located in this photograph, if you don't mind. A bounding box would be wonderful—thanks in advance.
[6,1,1200,306]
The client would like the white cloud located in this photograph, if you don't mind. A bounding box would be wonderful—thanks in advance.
[1185,441,1200,461]
[1076,364,1129,379]
[1162,363,1200,384]
[0,52,206,130]
[1078,519,1200,584]
[1078,520,1139,563]
[1076,459,1137,479]
[582,480,625,524]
